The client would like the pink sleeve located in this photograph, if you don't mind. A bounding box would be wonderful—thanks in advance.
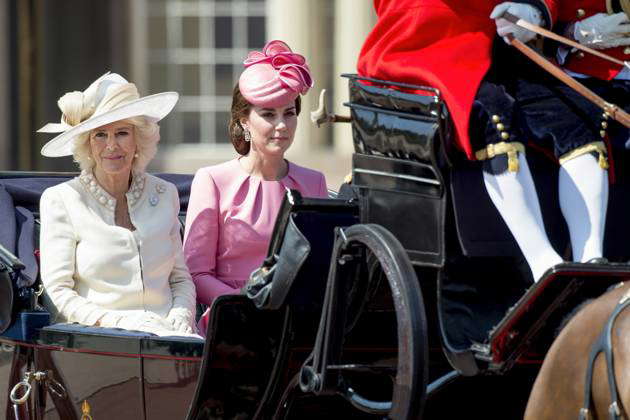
[317,173,329,198]
[183,169,236,304]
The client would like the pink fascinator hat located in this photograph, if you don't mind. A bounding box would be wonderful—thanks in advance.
[239,40,313,108]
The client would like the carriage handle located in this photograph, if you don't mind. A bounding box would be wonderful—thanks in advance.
[310,89,351,127]
[10,370,67,419]
[9,378,31,405]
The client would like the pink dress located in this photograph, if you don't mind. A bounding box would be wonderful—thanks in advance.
[183,158,328,334]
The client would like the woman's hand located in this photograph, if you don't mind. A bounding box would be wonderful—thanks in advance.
[166,307,195,334]
[490,2,542,43]
[573,12,630,49]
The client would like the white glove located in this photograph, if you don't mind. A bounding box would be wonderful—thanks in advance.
[166,307,195,334]
[574,12,630,49]
[490,2,543,43]
[99,311,174,334]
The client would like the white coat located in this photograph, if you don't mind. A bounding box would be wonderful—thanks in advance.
[39,172,196,326]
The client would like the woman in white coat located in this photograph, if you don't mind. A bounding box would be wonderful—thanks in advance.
[38,72,197,336]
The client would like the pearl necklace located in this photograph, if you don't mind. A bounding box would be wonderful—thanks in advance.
[78,170,146,211]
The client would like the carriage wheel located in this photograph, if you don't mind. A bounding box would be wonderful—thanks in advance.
[289,223,428,419]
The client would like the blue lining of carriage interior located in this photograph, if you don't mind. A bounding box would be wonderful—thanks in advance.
[1,311,51,341]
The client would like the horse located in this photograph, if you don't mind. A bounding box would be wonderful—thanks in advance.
[524,281,630,419]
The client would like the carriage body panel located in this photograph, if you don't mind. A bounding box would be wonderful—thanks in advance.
[0,329,202,419]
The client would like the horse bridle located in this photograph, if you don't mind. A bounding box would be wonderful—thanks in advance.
[579,286,630,420]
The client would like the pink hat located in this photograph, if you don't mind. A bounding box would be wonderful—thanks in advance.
[239,40,313,108]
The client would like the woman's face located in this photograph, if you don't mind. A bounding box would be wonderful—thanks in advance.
[242,102,298,157]
[89,120,137,176]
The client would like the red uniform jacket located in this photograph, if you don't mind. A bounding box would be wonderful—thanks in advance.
[357,0,558,160]
[559,0,629,80]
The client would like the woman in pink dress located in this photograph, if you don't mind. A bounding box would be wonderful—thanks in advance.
[183,40,328,334]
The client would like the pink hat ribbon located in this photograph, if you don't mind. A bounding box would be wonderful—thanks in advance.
[239,40,313,107]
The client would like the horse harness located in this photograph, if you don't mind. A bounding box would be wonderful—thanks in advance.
[579,286,630,420]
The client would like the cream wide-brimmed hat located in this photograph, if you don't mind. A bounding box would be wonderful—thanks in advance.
[38,72,178,157]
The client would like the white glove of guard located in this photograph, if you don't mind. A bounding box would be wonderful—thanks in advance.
[166,307,195,334]
[99,311,174,334]
[574,12,630,49]
[490,2,543,43]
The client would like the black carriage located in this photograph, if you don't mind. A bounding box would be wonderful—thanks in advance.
[3,75,630,419]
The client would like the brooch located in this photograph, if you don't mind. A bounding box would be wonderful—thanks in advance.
[149,195,159,206]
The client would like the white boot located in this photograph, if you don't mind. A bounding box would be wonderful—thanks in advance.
[483,153,563,281]
[559,153,608,262]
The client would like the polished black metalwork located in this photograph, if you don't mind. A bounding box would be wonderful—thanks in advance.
[344,74,447,168]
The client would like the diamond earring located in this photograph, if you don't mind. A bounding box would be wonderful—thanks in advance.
[244,129,251,143]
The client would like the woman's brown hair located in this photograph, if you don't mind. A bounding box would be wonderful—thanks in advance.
[229,82,301,155]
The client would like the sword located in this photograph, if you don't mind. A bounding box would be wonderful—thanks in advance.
[502,11,630,70]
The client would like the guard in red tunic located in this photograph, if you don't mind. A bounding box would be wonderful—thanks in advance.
[557,1,630,80]
[358,0,612,282]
